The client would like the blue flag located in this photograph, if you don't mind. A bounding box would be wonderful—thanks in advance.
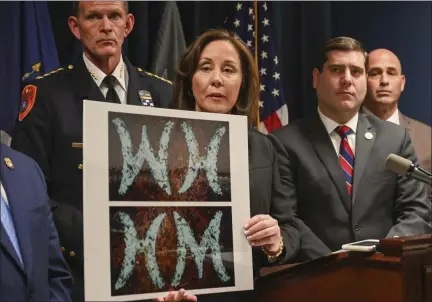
[225,1,288,133]
[0,1,59,135]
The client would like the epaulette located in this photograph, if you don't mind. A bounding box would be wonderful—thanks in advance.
[137,68,172,85]
[35,65,73,80]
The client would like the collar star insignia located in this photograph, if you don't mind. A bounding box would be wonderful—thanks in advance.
[120,62,124,79]
[88,70,98,80]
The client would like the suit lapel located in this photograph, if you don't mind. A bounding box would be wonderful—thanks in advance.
[352,114,375,203]
[305,114,352,213]
[399,113,414,137]
[72,56,143,106]
[124,57,143,106]
[0,224,25,274]
[0,160,33,279]
[70,57,107,129]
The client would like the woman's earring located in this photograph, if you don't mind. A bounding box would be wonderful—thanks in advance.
[187,90,194,98]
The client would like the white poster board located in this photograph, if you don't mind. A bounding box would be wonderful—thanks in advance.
[83,101,253,301]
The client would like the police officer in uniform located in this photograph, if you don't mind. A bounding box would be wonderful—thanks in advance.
[11,2,179,301]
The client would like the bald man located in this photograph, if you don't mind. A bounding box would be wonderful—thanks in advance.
[364,49,431,172]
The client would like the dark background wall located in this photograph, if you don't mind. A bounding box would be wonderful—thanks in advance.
[331,1,432,125]
[46,1,431,125]
[1,1,430,135]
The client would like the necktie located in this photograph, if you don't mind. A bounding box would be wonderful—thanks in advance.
[1,193,23,265]
[335,125,355,197]
[103,75,121,104]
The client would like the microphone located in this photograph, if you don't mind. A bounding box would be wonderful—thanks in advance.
[385,154,432,186]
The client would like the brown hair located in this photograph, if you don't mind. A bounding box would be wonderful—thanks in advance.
[72,1,129,17]
[173,29,260,127]
[317,36,368,71]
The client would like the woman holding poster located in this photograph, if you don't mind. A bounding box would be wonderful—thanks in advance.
[172,29,300,301]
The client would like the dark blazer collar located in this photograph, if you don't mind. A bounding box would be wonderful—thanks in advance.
[0,146,33,279]
[399,112,414,137]
[304,112,352,213]
[352,113,375,203]
[303,111,377,210]
[71,55,106,102]
[124,56,143,106]
[71,55,143,106]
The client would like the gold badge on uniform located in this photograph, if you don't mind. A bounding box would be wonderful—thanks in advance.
[4,158,14,169]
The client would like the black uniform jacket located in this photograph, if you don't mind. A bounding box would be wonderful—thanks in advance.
[12,55,173,302]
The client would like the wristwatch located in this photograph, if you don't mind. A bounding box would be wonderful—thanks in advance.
[261,236,284,261]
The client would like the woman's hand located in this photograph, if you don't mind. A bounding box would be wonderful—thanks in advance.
[244,214,281,254]
[153,289,197,302]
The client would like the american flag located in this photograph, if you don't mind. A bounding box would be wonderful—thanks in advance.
[226,1,288,133]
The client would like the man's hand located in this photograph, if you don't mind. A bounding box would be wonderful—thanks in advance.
[153,289,198,302]
[244,214,281,254]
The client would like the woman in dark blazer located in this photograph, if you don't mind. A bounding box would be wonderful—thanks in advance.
[168,29,300,302]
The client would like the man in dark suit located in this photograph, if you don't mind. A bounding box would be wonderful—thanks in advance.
[269,37,431,261]
[363,48,431,172]
[11,2,172,301]
[0,143,72,302]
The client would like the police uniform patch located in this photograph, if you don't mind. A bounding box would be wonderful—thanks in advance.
[138,90,154,107]
[19,84,37,121]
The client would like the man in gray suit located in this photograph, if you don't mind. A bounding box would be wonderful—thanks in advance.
[363,48,431,172]
[269,37,431,261]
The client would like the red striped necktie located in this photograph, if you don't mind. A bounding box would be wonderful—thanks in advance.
[335,125,355,197]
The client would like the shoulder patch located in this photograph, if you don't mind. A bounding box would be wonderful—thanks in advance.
[19,84,37,121]
[35,67,65,80]
[140,69,172,85]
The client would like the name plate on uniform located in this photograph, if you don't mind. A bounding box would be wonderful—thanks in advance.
[72,142,83,148]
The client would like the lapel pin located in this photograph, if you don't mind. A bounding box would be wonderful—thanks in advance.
[4,158,14,169]
[365,132,373,140]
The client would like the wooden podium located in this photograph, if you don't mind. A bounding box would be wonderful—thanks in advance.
[255,234,432,302]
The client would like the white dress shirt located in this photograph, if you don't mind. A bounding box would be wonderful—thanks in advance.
[82,53,128,104]
[386,109,400,125]
[1,182,9,206]
[318,107,358,156]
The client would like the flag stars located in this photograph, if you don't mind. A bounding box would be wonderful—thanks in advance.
[272,89,280,97]
[261,34,269,43]
[247,40,252,48]
[263,2,268,11]
[262,18,270,26]
[272,72,280,80]
[247,24,253,31]
[261,51,268,59]
[259,100,264,108]
[274,56,279,65]
[249,7,253,15]
[234,19,240,28]
[236,3,242,11]
[259,68,267,76]
[260,84,265,92]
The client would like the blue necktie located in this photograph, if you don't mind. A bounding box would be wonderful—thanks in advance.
[1,193,24,265]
